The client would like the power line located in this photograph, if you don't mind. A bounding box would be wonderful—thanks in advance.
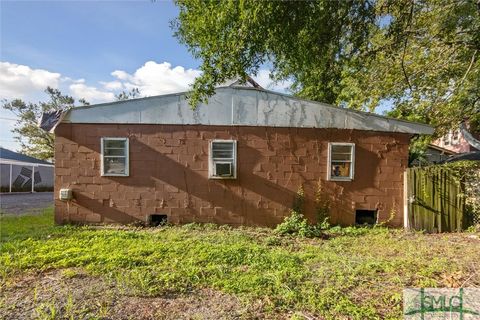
[0,117,17,121]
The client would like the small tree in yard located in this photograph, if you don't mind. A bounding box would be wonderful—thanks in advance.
[2,87,83,161]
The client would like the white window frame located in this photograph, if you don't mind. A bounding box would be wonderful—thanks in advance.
[209,139,237,179]
[100,137,129,177]
[327,142,355,181]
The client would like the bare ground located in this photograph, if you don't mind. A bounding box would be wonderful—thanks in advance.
[0,270,287,320]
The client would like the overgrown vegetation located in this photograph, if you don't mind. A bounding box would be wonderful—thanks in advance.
[1,208,479,319]
[275,186,330,238]
[443,160,480,225]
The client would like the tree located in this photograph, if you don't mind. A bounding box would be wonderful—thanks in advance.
[2,88,84,160]
[339,0,480,135]
[115,88,141,101]
[3,86,142,160]
[173,0,479,135]
[173,0,376,105]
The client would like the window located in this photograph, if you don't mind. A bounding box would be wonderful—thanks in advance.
[443,133,451,146]
[451,130,459,144]
[209,140,237,179]
[328,143,355,181]
[101,137,129,176]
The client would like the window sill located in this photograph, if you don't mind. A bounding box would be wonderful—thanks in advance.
[208,175,237,180]
[329,177,353,182]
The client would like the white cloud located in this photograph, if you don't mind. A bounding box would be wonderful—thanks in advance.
[0,60,295,152]
[111,61,201,97]
[65,61,202,103]
[111,70,130,81]
[0,60,292,106]
[252,69,292,93]
[69,82,115,103]
[101,80,123,91]
[0,62,61,100]
[109,62,292,97]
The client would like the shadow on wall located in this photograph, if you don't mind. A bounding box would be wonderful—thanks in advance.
[343,140,403,225]
[125,136,298,226]
[57,124,398,227]
[59,192,138,224]
[62,125,306,226]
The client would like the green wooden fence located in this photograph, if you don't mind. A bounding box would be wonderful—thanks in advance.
[406,167,465,232]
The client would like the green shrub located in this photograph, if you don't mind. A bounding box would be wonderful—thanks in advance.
[275,185,330,238]
[275,210,320,238]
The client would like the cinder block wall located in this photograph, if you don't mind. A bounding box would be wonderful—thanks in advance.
[54,124,410,227]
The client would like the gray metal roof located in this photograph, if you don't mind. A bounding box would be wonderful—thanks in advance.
[0,147,53,165]
[443,152,480,163]
[62,86,434,135]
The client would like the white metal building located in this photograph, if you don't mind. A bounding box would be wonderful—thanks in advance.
[0,148,54,193]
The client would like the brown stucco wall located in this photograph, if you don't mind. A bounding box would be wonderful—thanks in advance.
[54,123,410,227]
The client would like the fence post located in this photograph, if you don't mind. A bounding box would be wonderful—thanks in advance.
[404,170,410,229]
[31,165,35,193]
[9,163,12,193]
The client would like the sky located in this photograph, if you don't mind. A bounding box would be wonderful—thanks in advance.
[1,1,388,152]
[0,0,292,151]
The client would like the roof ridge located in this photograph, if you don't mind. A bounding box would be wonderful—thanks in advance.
[59,87,433,135]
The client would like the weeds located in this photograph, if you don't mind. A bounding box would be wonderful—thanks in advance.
[275,186,329,238]
[274,211,323,238]
[1,208,479,319]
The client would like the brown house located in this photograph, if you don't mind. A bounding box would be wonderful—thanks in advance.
[53,81,433,227]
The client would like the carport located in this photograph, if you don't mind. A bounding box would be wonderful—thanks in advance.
[0,148,54,193]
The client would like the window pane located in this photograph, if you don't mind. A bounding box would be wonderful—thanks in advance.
[212,142,234,159]
[104,157,126,174]
[331,145,352,154]
[104,139,126,149]
[215,162,233,176]
[331,152,351,161]
[104,148,125,156]
[331,162,351,178]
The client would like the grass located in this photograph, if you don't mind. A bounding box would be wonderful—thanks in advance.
[1,208,479,319]
[0,209,59,241]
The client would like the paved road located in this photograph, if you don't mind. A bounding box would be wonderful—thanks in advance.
[0,192,53,215]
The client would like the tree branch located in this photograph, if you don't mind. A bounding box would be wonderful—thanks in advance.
[442,50,478,102]
[401,0,415,92]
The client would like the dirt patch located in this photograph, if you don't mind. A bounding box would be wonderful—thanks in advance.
[0,270,262,320]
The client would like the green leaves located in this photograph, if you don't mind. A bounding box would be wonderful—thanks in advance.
[349,0,480,134]
[173,0,376,106]
[2,87,80,160]
[2,86,139,160]
[173,0,479,134]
